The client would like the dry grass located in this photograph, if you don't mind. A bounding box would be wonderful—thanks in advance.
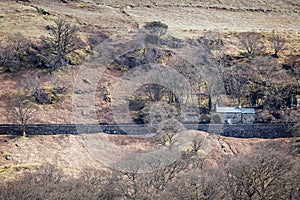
[0,132,294,181]
[0,1,56,41]
[0,162,41,182]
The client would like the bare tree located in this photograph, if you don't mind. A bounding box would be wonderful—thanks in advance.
[165,169,221,200]
[42,18,79,70]
[143,83,166,102]
[198,31,224,59]
[0,33,30,72]
[80,169,122,199]
[271,31,286,57]
[220,141,299,199]
[0,43,12,71]
[50,73,71,94]
[156,118,183,146]
[5,90,37,137]
[0,165,124,200]
[292,111,300,155]
[239,32,265,57]
[117,164,149,200]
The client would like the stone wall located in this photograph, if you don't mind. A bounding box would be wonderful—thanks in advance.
[198,123,293,138]
[0,123,294,139]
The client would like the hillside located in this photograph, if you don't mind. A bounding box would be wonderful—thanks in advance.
[0,132,294,180]
[0,0,299,199]
[0,0,299,124]
[1,132,298,199]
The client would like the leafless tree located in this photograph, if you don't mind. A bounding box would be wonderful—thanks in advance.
[0,33,30,72]
[164,168,221,200]
[239,32,265,57]
[285,54,300,75]
[220,141,300,199]
[79,169,122,199]
[271,31,286,57]
[292,111,300,155]
[149,158,187,194]
[117,164,150,200]
[0,165,124,200]
[0,165,65,199]
[191,135,205,153]
[42,18,79,70]
[154,118,183,146]
[0,44,11,71]
[143,83,166,102]
[198,31,224,60]
[5,90,37,137]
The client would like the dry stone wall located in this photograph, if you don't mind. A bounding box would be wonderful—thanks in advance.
[0,123,293,138]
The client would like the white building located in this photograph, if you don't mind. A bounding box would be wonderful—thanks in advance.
[215,105,255,124]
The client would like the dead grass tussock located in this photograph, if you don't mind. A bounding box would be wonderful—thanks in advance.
[0,162,41,182]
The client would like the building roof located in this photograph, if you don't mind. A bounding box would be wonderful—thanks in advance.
[216,106,255,114]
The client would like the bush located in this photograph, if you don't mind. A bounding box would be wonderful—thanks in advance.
[129,99,147,111]
[143,21,168,37]
[0,33,32,73]
[199,114,211,124]
[212,114,222,124]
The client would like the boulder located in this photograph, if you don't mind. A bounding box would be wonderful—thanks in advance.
[82,78,91,84]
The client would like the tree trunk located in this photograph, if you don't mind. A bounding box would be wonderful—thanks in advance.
[22,124,26,137]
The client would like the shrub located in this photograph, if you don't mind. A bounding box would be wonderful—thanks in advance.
[212,114,222,124]
[143,21,168,37]
[238,32,265,57]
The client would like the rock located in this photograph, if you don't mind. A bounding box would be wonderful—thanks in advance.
[46,25,52,30]
[187,38,200,46]
[42,10,50,15]
[34,89,52,104]
[5,154,12,160]
[31,4,50,15]
[74,89,84,94]
[103,95,111,102]
[83,78,91,84]
[81,111,88,116]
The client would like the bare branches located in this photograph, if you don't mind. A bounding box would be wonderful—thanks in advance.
[3,73,40,136]
[220,141,299,199]
[42,18,80,70]
[239,32,265,57]
[271,31,286,57]
[144,83,166,102]
[0,33,30,72]
[154,118,183,146]
[0,141,298,200]
[5,90,37,137]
